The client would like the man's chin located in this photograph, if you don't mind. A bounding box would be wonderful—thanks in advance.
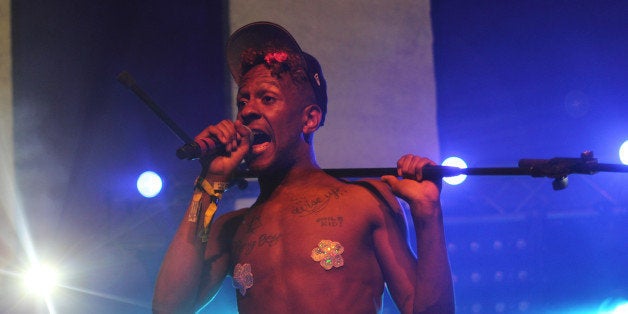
[243,157,266,174]
[244,158,284,177]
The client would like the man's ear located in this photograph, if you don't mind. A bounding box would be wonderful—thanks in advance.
[302,104,322,135]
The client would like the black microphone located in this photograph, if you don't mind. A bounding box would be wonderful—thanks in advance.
[176,137,225,160]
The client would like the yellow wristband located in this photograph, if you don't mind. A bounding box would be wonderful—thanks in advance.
[192,177,227,242]
[195,177,228,198]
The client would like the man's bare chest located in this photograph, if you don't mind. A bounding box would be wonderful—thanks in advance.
[225,182,388,299]
[232,187,349,257]
[229,183,378,269]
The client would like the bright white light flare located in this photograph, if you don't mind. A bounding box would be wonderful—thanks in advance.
[442,156,468,185]
[619,140,628,165]
[23,263,59,296]
[137,171,163,198]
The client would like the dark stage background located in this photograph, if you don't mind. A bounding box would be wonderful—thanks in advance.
[5,1,628,313]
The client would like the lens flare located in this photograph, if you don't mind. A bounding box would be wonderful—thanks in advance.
[619,140,628,165]
[442,157,467,185]
[23,262,59,296]
[136,171,163,198]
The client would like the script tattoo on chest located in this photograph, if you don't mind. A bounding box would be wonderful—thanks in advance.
[244,214,262,234]
[233,233,282,257]
[290,187,345,217]
[316,216,344,227]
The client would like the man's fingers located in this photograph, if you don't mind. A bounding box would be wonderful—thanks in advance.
[396,154,436,181]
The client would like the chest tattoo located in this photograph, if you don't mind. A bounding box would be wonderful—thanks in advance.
[243,214,262,234]
[316,216,344,227]
[233,233,282,257]
[290,187,345,216]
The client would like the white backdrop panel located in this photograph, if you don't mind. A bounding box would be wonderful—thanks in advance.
[229,0,440,168]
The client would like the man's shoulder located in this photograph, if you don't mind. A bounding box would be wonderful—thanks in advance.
[214,206,247,228]
[312,176,396,201]
[308,176,392,199]
[346,178,395,199]
[345,178,404,214]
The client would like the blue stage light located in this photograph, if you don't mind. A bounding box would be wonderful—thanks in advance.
[597,297,628,314]
[602,298,628,314]
[136,171,163,198]
[442,156,467,185]
[619,140,628,165]
[612,303,628,314]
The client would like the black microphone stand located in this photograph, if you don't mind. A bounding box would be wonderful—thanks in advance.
[297,150,628,190]
[118,71,628,191]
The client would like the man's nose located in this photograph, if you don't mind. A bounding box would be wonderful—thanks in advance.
[239,101,261,124]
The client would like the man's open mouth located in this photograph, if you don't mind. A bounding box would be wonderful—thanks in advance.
[252,131,271,145]
[250,131,272,154]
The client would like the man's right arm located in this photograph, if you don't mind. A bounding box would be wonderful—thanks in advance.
[152,191,235,313]
[153,119,251,313]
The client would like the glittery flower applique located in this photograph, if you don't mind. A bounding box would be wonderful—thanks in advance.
[232,263,253,296]
[311,240,344,270]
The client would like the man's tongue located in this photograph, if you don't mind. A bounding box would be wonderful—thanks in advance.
[251,132,271,153]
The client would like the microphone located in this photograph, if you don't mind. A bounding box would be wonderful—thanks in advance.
[176,137,224,160]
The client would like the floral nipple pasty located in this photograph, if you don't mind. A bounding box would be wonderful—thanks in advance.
[233,263,254,296]
[311,240,345,270]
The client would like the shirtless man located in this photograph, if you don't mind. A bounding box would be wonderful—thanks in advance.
[153,22,454,313]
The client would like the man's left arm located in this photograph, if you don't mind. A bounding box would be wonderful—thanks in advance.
[380,154,455,313]
[407,199,454,313]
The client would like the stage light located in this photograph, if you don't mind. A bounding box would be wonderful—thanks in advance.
[136,171,163,198]
[553,298,628,314]
[598,297,628,314]
[619,140,628,165]
[441,156,467,185]
[22,262,59,296]
[611,303,628,314]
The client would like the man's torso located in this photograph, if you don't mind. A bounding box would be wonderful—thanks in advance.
[226,177,392,313]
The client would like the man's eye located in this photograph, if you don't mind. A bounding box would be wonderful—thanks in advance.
[262,96,276,104]
[237,100,247,108]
